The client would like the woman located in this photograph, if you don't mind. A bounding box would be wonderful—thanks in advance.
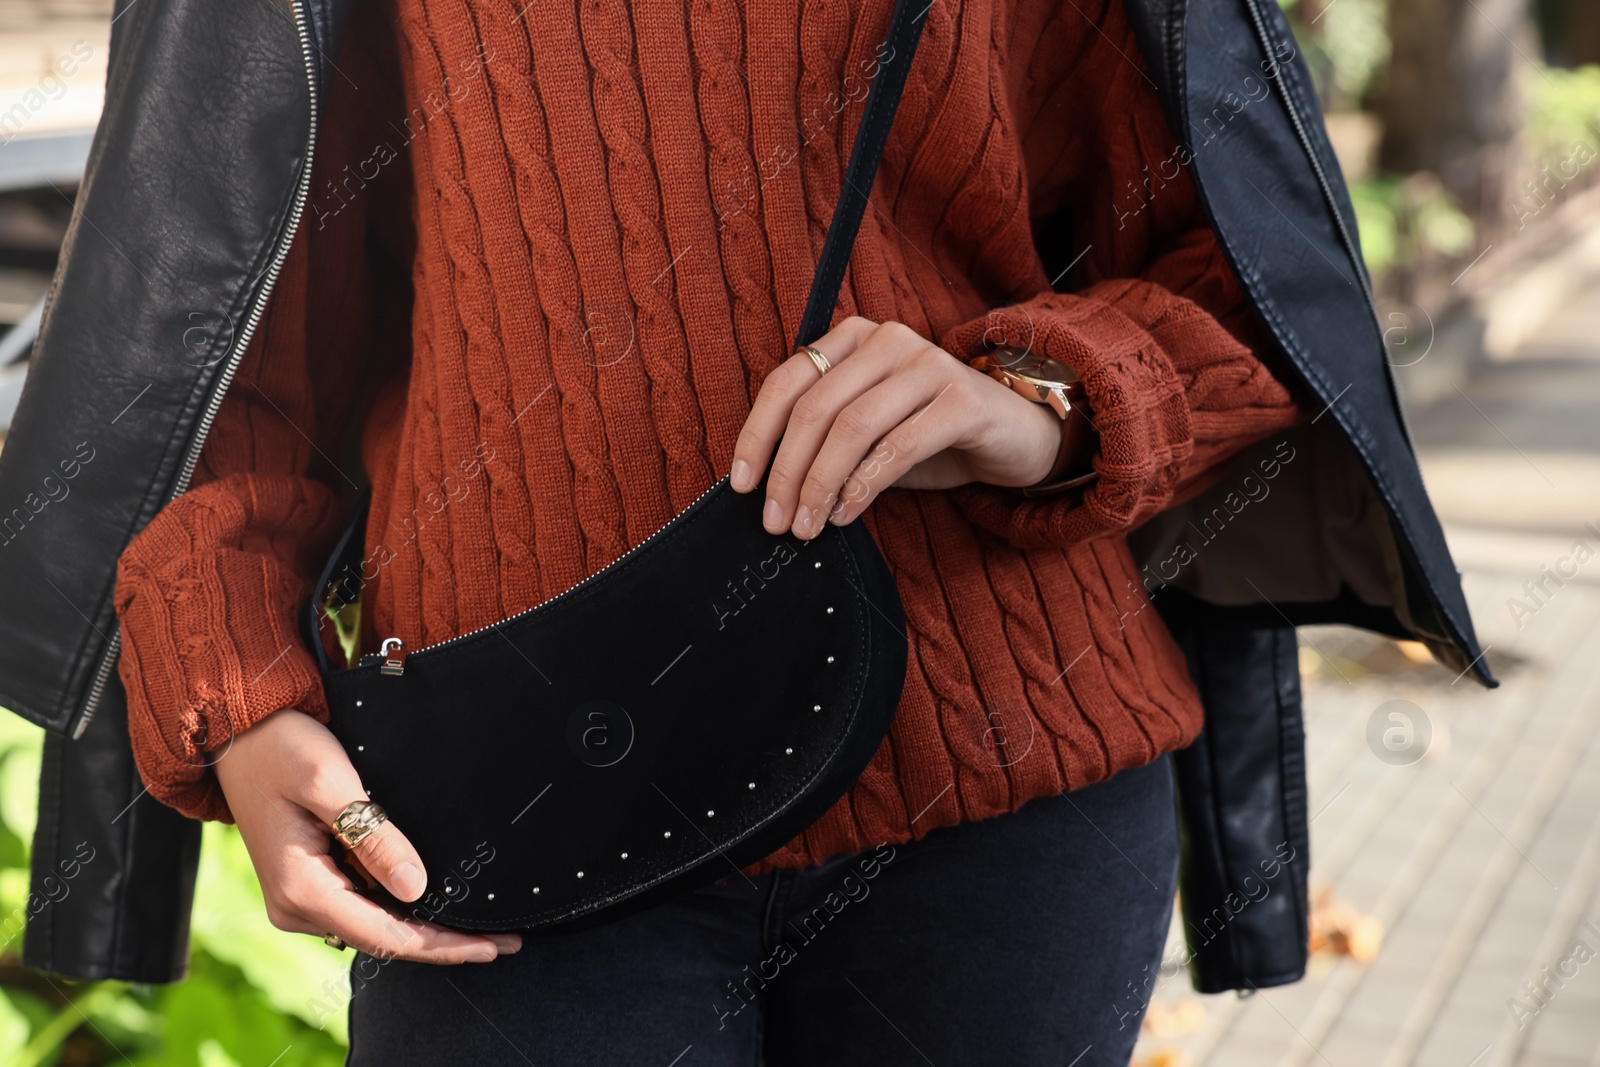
[111,0,1304,1061]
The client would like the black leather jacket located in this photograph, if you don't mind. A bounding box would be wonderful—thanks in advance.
[0,0,1491,989]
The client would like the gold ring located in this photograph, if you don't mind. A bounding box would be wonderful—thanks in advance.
[796,344,832,378]
[332,800,388,849]
[324,932,347,950]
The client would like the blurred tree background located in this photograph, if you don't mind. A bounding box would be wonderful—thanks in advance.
[1,0,1599,1064]
[1284,0,1600,306]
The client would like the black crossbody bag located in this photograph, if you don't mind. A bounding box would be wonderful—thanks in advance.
[302,0,927,933]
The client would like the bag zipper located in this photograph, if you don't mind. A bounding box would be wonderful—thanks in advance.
[367,476,740,673]
[72,0,322,739]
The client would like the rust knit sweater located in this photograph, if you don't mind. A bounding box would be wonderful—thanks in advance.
[112,0,1305,869]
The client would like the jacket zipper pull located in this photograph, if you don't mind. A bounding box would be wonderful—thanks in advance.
[379,637,407,677]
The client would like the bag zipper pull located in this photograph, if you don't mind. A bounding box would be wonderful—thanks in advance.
[378,637,407,676]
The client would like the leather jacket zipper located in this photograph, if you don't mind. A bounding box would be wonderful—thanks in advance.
[72,0,322,739]
[1238,0,1417,451]
[1239,0,1462,662]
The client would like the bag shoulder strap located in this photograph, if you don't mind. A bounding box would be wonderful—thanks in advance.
[793,0,931,349]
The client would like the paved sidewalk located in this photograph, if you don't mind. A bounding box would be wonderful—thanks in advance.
[1131,212,1600,1065]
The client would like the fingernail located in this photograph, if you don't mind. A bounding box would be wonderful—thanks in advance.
[392,862,425,901]
[794,507,815,538]
[730,459,752,492]
[763,497,784,532]
[473,948,497,963]
[490,934,522,954]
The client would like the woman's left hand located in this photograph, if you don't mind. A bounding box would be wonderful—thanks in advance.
[729,316,1069,538]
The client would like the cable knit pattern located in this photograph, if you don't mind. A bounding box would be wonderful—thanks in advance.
[112,0,1306,867]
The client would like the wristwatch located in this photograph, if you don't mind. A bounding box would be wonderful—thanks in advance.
[968,344,1099,496]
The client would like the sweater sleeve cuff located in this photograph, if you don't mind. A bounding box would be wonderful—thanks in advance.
[940,281,1195,549]
[112,475,343,822]
[939,279,1303,549]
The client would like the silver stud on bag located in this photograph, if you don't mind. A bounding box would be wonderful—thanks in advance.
[827,655,834,663]
[785,748,793,755]
[532,887,541,894]
[664,831,671,839]
[621,852,629,859]
[487,893,495,901]
[577,871,585,879]
[813,704,821,712]
[747,782,756,790]
[827,607,834,614]
[706,809,715,817]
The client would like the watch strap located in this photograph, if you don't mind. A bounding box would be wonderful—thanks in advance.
[1021,406,1098,497]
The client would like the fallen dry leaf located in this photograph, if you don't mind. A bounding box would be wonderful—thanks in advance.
[1308,884,1384,962]
[1395,640,1434,664]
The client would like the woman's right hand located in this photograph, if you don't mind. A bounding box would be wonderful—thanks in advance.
[213,707,521,964]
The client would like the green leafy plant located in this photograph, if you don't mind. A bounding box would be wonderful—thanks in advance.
[1524,64,1600,166]
[1349,175,1476,277]
[0,708,349,1066]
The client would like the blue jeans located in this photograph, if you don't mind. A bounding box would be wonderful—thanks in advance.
[346,753,1178,1066]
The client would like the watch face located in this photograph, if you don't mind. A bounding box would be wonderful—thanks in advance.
[984,345,1078,388]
